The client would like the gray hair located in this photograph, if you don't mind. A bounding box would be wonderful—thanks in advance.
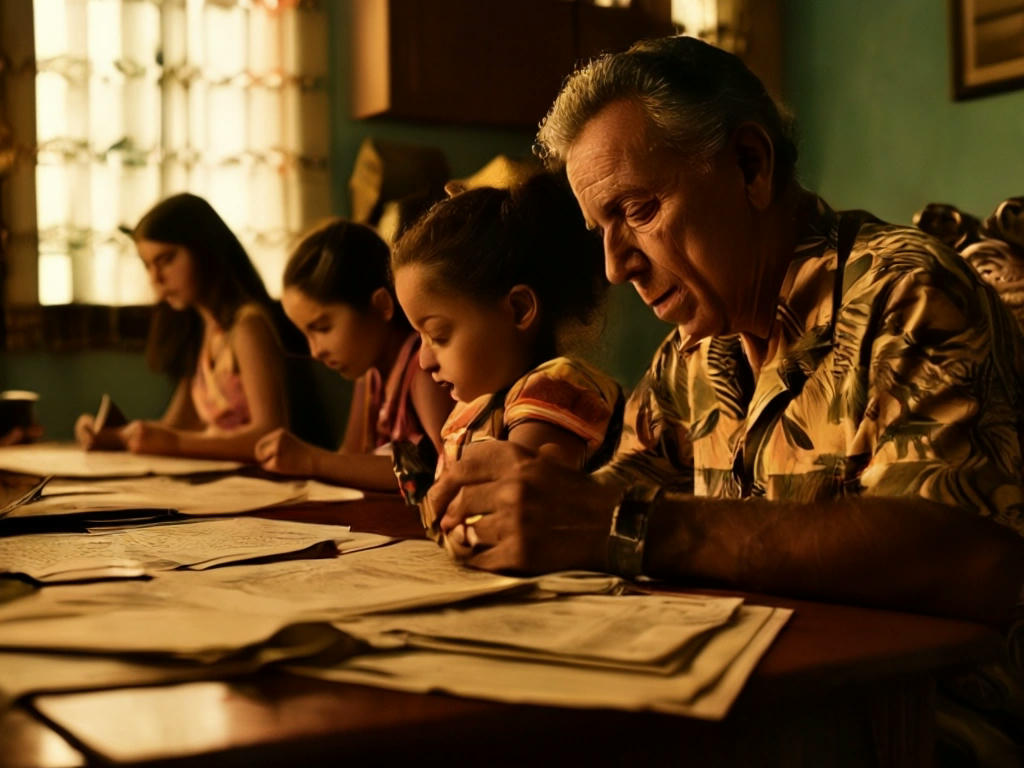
[535,36,797,189]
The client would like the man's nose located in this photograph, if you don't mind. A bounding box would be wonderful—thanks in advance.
[604,225,644,285]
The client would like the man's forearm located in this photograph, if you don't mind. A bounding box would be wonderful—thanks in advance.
[644,494,1024,627]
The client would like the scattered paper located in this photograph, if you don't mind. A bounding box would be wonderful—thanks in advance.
[9,475,307,519]
[0,517,390,581]
[0,443,243,478]
[155,539,532,620]
[0,622,353,705]
[302,480,364,503]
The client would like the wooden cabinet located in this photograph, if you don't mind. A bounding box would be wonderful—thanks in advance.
[351,0,673,127]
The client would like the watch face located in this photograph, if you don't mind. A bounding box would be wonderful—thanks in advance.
[608,485,660,578]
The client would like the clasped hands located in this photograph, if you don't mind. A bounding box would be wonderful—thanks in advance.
[426,441,618,574]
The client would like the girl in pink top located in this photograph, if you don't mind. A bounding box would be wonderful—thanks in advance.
[255,219,452,491]
[74,194,287,461]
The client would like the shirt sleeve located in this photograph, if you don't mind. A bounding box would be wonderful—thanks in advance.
[504,359,620,462]
[856,260,1024,533]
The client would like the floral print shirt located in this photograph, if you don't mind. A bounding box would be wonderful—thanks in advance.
[600,197,1024,535]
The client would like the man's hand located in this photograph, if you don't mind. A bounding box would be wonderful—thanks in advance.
[255,428,317,476]
[120,421,179,455]
[429,441,619,574]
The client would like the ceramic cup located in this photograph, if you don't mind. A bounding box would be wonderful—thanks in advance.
[0,390,39,435]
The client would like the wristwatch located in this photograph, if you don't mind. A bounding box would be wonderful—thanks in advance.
[607,484,662,579]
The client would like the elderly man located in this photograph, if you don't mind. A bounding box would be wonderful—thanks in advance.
[428,36,1024,628]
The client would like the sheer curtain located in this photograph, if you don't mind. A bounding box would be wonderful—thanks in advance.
[14,0,329,307]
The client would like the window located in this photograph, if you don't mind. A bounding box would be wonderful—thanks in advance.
[2,0,329,316]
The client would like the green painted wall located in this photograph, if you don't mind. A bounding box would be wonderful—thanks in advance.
[782,0,1024,226]
[2,351,175,440]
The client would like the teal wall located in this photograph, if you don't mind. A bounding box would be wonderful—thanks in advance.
[2,351,175,440]
[782,0,1024,226]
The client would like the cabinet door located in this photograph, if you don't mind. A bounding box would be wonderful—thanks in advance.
[351,0,672,127]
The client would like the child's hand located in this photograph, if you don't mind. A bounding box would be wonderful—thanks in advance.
[121,421,179,455]
[79,413,128,451]
[74,413,97,450]
[255,428,316,476]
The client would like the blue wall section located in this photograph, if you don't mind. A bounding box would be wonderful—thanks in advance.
[782,0,1024,225]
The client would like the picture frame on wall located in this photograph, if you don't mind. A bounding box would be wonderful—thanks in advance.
[952,0,1024,99]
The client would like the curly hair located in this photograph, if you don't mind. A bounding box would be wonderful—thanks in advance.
[535,35,797,193]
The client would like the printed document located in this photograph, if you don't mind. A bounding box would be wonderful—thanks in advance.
[0,517,391,581]
[290,605,791,720]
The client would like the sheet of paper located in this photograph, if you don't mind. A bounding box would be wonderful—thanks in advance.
[333,593,743,669]
[0,622,350,705]
[13,474,307,518]
[155,539,532,620]
[0,443,243,477]
[0,517,390,580]
[0,540,526,654]
[302,480,364,503]
[289,605,791,720]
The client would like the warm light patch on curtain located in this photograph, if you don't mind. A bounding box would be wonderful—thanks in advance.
[30,0,329,307]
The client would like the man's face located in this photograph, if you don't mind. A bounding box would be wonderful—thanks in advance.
[566,99,758,341]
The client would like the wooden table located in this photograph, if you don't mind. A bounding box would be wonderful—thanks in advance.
[0,492,1004,767]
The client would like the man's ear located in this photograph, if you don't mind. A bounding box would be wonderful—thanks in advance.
[506,284,539,331]
[370,286,395,322]
[733,122,775,211]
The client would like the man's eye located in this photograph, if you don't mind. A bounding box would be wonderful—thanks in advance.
[624,200,657,224]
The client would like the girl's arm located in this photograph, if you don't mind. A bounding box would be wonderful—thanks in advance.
[339,376,370,454]
[507,421,588,469]
[259,365,452,491]
[408,366,455,456]
[256,426,401,491]
[124,312,287,461]
[256,376,398,492]
[160,378,204,429]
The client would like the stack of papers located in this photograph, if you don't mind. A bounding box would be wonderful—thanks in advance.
[290,591,789,720]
